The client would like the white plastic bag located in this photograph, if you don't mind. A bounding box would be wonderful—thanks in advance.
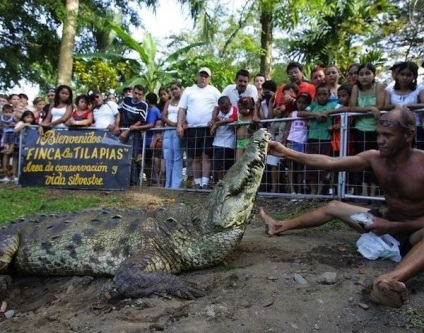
[356,232,402,262]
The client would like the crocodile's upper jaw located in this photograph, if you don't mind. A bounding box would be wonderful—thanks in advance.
[205,128,270,229]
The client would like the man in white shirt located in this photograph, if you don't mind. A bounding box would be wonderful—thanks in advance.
[88,89,120,133]
[177,67,220,189]
[222,69,259,107]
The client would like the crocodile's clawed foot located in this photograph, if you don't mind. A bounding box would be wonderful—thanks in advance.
[114,267,206,300]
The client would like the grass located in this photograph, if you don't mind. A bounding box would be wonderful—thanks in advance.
[0,187,127,224]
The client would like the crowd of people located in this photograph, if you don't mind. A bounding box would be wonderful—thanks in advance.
[1,60,423,191]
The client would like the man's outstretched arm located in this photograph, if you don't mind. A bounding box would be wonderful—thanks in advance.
[267,140,373,172]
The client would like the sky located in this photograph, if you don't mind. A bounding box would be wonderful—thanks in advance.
[138,0,194,39]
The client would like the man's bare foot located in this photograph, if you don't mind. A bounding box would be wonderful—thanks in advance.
[368,279,408,308]
[259,207,281,237]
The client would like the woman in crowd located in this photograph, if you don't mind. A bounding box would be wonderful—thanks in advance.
[161,82,183,189]
[310,66,326,87]
[158,87,170,113]
[325,64,341,101]
[349,63,385,197]
[38,85,73,135]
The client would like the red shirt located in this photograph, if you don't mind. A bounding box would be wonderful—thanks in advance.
[275,81,316,107]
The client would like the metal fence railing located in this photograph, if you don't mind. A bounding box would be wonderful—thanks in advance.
[11,108,423,201]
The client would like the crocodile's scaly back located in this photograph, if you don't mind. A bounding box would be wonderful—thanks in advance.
[0,129,270,299]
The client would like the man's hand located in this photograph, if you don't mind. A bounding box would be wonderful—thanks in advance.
[267,140,288,158]
[364,216,394,235]
[176,124,184,138]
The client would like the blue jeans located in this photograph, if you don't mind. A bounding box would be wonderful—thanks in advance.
[163,128,183,188]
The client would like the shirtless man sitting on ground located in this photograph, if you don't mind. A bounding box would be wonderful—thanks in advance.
[260,107,424,308]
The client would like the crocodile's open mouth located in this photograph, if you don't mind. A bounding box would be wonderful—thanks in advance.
[206,129,270,228]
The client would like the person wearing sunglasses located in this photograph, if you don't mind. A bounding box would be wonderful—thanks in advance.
[260,106,424,309]
[88,89,120,133]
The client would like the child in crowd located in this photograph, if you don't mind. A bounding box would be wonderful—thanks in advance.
[14,109,38,134]
[66,94,93,128]
[210,96,238,182]
[0,104,16,183]
[1,104,16,154]
[284,92,312,195]
[150,119,165,187]
[236,97,256,161]
[32,97,46,124]
[265,81,287,193]
[349,63,385,197]
[298,83,340,195]
[323,84,353,156]
[276,83,299,116]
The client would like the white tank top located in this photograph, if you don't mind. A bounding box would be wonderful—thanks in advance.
[50,106,67,128]
[388,89,422,126]
[166,104,179,124]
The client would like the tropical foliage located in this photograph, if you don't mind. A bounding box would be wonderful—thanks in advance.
[0,0,422,92]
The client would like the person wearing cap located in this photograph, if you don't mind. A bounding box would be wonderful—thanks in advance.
[176,67,220,189]
[43,88,56,122]
[222,69,259,107]
[88,89,120,132]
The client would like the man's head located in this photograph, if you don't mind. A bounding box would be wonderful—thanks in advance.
[88,89,104,106]
[286,62,304,84]
[377,107,416,157]
[132,85,145,102]
[235,69,250,93]
[197,67,212,88]
[254,73,266,90]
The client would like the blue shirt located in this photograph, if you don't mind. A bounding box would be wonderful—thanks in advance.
[145,106,161,146]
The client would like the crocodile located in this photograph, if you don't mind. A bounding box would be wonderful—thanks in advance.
[0,129,270,299]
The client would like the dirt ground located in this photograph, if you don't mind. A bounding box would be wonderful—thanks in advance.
[1,188,424,333]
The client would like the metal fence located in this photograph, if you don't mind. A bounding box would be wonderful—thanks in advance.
[13,109,423,201]
[141,109,424,203]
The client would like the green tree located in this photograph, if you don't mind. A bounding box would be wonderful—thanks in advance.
[75,23,207,92]
[0,0,151,90]
[283,0,395,69]
[57,0,79,86]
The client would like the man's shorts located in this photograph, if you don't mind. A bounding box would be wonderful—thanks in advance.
[186,127,213,158]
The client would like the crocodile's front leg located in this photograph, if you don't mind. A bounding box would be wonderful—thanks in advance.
[0,233,19,272]
[113,252,205,299]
